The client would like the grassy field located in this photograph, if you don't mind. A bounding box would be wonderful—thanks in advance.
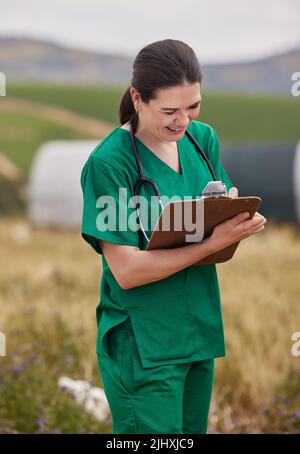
[0,217,300,433]
[1,83,299,178]
[7,84,300,143]
[2,84,299,215]
[0,84,299,433]
[0,109,91,177]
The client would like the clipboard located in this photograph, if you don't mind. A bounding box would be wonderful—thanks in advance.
[145,196,262,265]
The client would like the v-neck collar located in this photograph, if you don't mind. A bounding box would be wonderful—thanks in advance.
[117,127,184,177]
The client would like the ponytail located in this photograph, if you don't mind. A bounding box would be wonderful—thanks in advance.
[119,86,138,133]
[119,86,135,124]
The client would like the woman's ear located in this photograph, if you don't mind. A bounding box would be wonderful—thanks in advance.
[130,86,141,106]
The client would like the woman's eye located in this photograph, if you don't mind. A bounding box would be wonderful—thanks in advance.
[164,106,199,115]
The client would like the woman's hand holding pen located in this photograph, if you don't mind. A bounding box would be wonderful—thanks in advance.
[206,186,267,253]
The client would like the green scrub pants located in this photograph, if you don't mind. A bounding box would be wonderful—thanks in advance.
[96,317,215,434]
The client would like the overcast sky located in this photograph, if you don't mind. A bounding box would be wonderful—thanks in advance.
[0,0,299,63]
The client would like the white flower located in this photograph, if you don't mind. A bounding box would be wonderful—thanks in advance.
[58,376,110,422]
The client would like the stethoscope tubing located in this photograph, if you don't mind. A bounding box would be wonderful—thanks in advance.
[129,120,217,243]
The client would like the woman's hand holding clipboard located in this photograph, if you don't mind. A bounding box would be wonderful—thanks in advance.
[145,185,267,265]
[202,186,267,265]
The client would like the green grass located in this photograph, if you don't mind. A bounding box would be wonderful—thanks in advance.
[0,110,91,177]
[201,91,300,143]
[7,83,300,143]
[1,83,299,213]
[7,83,122,125]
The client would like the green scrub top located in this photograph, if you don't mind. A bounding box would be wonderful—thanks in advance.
[80,120,234,368]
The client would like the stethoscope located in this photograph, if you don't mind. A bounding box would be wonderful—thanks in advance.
[129,119,218,247]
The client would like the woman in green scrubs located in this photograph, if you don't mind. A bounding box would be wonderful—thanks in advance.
[80,39,266,434]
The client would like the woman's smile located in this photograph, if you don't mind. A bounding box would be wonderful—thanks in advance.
[165,126,185,134]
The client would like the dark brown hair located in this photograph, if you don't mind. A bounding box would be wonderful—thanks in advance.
[119,39,203,132]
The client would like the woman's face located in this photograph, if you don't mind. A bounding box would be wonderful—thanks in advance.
[130,82,201,142]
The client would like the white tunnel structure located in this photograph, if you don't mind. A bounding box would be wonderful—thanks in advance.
[27,140,99,228]
[27,139,300,229]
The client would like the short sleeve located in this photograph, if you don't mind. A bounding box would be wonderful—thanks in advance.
[207,126,234,192]
[80,156,140,254]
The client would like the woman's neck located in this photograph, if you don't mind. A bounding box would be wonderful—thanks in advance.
[135,121,176,153]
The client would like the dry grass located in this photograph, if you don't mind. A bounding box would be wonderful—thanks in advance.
[0,216,299,433]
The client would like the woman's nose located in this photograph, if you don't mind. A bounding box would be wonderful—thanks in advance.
[176,111,190,126]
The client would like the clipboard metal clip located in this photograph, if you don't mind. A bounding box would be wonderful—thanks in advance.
[201,180,228,198]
